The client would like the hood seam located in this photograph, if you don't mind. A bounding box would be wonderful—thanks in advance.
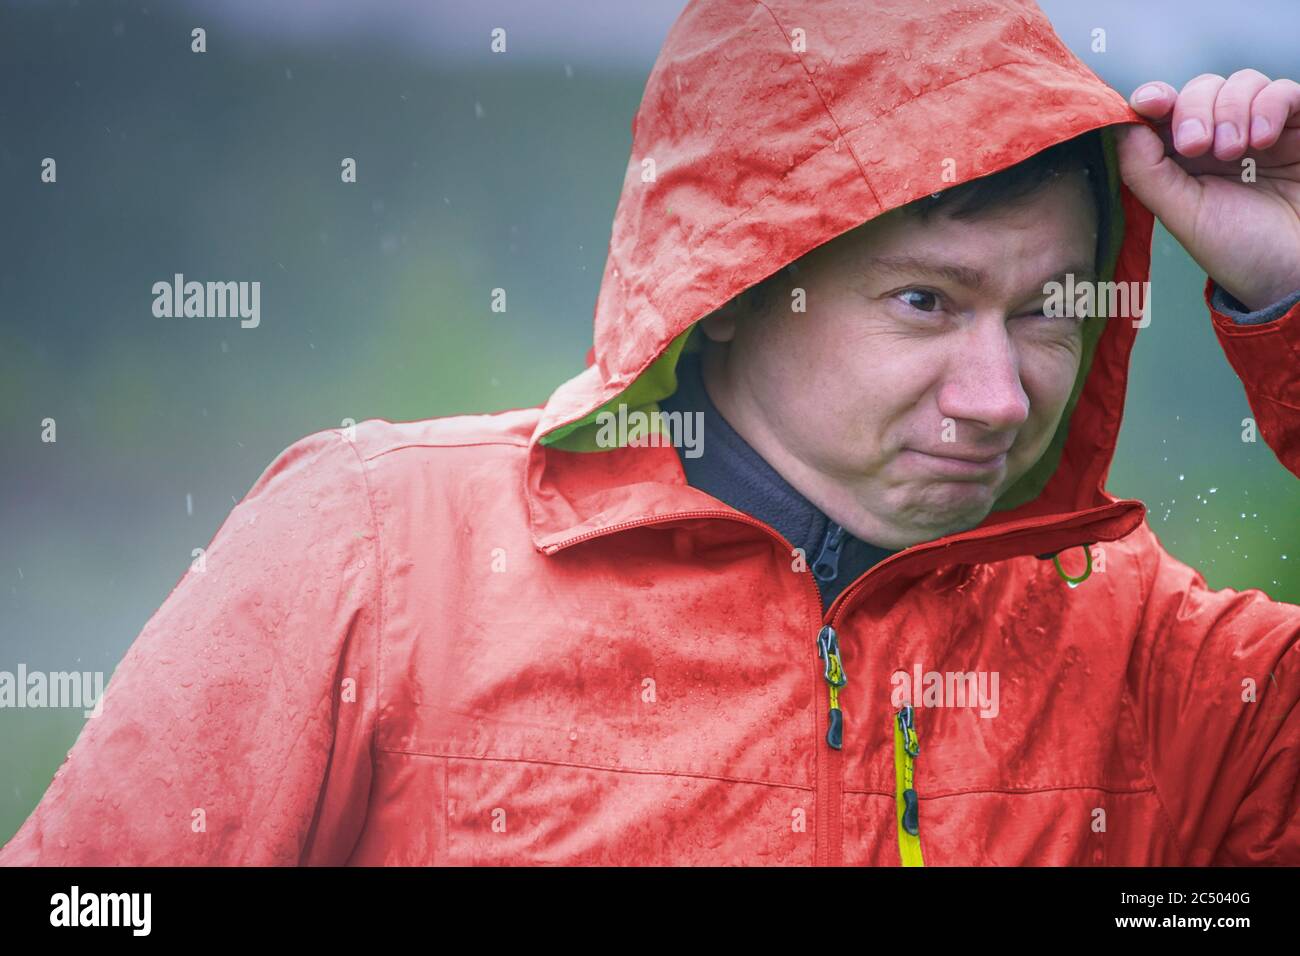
[754,0,881,209]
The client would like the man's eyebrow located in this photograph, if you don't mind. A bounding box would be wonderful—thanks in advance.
[865,255,1097,292]
[867,255,990,289]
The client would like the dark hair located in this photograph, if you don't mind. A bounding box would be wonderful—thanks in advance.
[736,128,1112,315]
[907,128,1112,271]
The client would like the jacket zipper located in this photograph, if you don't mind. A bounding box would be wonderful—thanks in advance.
[816,625,846,749]
[814,623,846,867]
[811,521,847,865]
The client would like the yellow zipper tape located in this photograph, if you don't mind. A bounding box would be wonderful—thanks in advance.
[893,709,925,866]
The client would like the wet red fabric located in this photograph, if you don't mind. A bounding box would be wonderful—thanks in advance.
[4,0,1299,866]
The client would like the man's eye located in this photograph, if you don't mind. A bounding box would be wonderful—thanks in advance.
[1019,304,1081,322]
[898,289,940,312]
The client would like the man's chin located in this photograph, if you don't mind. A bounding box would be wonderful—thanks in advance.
[899,489,998,541]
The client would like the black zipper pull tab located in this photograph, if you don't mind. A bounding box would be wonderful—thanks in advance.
[816,625,847,749]
[813,522,847,582]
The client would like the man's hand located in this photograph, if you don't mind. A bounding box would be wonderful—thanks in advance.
[1114,71,1300,311]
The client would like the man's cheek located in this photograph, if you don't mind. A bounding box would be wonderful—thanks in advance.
[1021,347,1083,408]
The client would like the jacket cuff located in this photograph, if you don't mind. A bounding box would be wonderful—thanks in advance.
[1208,278,1300,325]
[1204,275,1300,404]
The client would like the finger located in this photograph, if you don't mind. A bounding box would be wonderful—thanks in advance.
[1171,73,1225,156]
[1113,122,1203,242]
[1249,77,1300,149]
[1129,81,1177,119]
[1212,69,1271,160]
[1148,112,1300,171]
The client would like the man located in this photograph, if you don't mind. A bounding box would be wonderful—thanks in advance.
[3,0,1297,866]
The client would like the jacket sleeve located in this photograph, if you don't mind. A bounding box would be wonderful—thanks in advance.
[1126,522,1300,864]
[1205,277,1300,478]
[0,428,382,866]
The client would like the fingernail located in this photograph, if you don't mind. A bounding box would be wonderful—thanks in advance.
[1251,115,1271,142]
[1175,118,1206,149]
[1215,121,1240,150]
[1134,85,1162,103]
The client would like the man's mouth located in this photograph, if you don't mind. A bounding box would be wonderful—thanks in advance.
[901,447,1010,478]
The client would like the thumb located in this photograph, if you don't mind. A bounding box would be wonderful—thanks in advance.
[1113,122,1203,241]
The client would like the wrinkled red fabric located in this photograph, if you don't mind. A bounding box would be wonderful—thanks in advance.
[4,0,1298,866]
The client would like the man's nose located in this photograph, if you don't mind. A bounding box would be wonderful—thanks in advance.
[937,320,1031,432]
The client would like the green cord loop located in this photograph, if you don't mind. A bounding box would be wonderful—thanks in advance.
[1052,545,1093,587]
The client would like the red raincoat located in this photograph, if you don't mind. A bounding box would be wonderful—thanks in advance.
[4,0,1299,866]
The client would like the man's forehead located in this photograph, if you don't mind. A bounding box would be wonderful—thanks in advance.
[824,190,1099,290]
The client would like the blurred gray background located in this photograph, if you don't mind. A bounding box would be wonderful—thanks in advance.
[2,0,1298,843]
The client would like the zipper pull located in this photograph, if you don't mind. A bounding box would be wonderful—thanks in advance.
[812,522,846,582]
[893,704,924,866]
[816,625,847,749]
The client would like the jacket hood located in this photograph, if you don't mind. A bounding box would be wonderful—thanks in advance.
[526,0,1156,566]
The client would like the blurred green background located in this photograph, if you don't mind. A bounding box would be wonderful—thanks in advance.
[1,0,1297,845]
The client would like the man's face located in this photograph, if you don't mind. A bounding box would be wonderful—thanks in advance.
[698,172,1099,549]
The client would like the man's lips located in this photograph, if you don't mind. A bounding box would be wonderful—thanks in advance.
[901,447,1011,477]
[918,448,1011,463]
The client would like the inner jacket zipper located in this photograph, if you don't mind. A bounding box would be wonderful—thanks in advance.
[812,521,846,583]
